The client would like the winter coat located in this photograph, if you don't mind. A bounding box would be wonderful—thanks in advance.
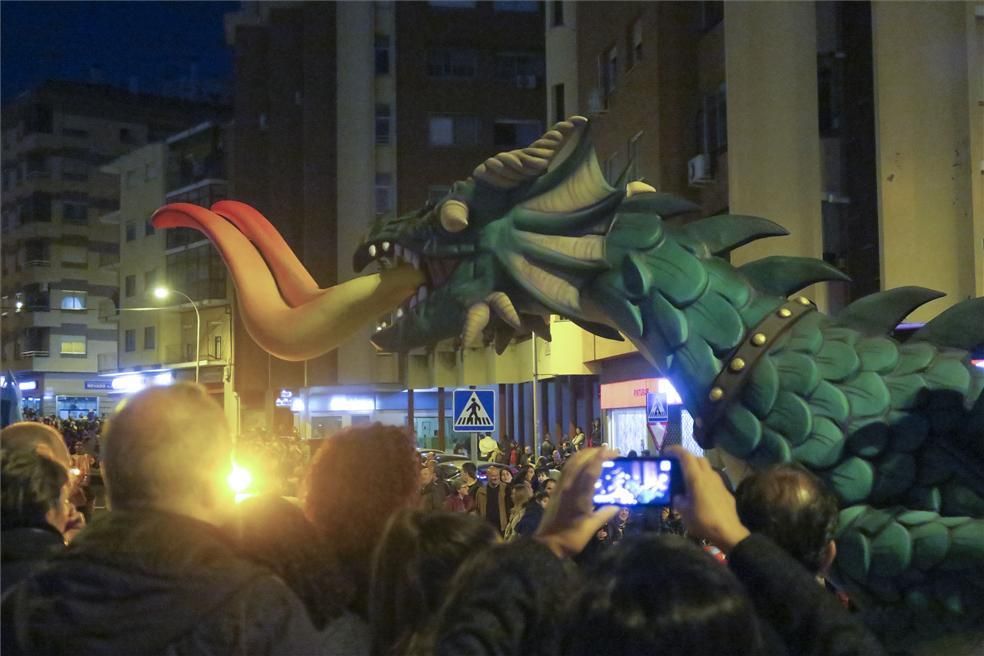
[474,483,510,534]
[1,526,64,593]
[1,509,321,656]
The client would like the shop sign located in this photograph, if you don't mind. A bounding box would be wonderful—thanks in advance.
[85,380,114,390]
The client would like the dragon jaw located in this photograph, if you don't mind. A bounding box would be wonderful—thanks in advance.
[356,116,647,353]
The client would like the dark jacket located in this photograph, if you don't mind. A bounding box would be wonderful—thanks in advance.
[418,481,447,512]
[1,509,321,656]
[1,526,64,593]
[427,533,886,656]
[514,501,544,538]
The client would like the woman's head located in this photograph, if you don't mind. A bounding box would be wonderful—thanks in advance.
[304,424,418,594]
[1,448,70,535]
[370,510,497,656]
[500,468,513,484]
[562,535,762,656]
[509,480,533,509]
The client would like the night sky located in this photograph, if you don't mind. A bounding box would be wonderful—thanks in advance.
[1,1,237,103]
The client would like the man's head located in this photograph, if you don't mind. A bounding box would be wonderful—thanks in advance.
[735,463,840,574]
[486,466,500,487]
[1,421,71,469]
[543,478,557,497]
[456,480,470,497]
[102,383,233,522]
[462,462,477,480]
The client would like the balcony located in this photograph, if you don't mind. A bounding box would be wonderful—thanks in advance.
[20,349,49,358]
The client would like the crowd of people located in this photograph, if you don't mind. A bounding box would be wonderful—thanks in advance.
[0,382,965,655]
[464,420,602,469]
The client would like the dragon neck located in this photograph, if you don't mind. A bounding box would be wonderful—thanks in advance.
[585,234,783,416]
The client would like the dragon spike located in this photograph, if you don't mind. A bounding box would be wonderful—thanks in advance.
[570,317,624,342]
[837,287,945,336]
[522,314,552,341]
[486,292,522,330]
[683,214,789,256]
[622,251,653,298]
[911,296,983,350]
[625,181,657,198]
[739,256,851,297]
[440,200,469,233]
[473,116,588,190]
[461,302,491,347]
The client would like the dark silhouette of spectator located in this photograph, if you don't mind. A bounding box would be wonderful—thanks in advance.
[475,465,509,534]
[369,510,496,656]
[419,462,447,511]
[735,463,839,577]
[304,422,419,617]
[2,383,320,655]
[235,494,369,652]
[514,490,549,538]
[460,461,480,497]
[1,449,71,591]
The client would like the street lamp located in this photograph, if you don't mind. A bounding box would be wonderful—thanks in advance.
[153,286,200,384]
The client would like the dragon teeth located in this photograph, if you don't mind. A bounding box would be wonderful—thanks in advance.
[417,287,428,303]
[394,244,403,258]
[396,308,404,319]
[381,241,390,252]
[368,244,377,258]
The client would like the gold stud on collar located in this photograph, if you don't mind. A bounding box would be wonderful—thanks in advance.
[751,333,767,346]
[778,308,792,318]
[729,357,746,372]
[796,296,812,306]
[708,387,724,402]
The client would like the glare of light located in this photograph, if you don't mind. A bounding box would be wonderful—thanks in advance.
[227,463,253,495]
[328,395,375,412]
[152,286,170,300]
[15,301,23,311]
[152,372,174,386]
[0,378,36,391]
[111,374,146,393]
[657,378,683,405]
[70,467,81,476]
[973,359,984,370]
[290,398,305,412]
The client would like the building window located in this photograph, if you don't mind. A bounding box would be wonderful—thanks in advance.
[60,337,86,355]
[144,326,156,350]
[165,245,228,301]
[124,329,136,352]
[120,128,135,144]
[429,115,480,146]
[213,335,223,359]
[426,48,478,78]
[493,1,538,11]
[553,83,566,124]
[627,18,643,69]
[60,244,88,268]
[551,0,564,26]
[493,120,543,148]
[627,131,643,181]
[494,52,544,83]
[375,104,392,145]
[62,202,88,225]
[375,173,394,216]
[125,221,137,242]
[601,45,618,97]
[60,292,87,311]
[698,85,728,154]
[125,275,136,298]
[427,186,451,205]
[375,34,391,75]
[144,268,158,290]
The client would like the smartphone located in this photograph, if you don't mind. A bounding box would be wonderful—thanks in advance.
[593,457,684,506]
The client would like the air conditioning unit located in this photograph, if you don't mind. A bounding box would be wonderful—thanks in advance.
[514,75,537,89]
[587,88,608,115]
[688,154,714,187]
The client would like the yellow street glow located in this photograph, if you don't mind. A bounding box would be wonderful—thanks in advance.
[227,463,253,494]
[152,286,170,300]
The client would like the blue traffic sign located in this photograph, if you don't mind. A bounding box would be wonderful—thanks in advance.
[646,392,668,424]
[453,389,496,432]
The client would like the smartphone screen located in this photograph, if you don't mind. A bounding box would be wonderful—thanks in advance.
[593,457,683,506]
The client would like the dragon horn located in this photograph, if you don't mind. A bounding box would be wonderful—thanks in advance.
[209,201,322,307]
[151,203,423,361]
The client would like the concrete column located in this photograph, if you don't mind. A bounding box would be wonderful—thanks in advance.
[437,386,446,450]
[498,383,507,440]
[553,379,563,440]
[517,383,526,446]
[871,2,982,316]
[725,1,826,309]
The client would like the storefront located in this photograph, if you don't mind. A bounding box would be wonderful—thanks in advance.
[599,376,702,457]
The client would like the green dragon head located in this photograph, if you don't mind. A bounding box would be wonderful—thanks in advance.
[356,116,672,353]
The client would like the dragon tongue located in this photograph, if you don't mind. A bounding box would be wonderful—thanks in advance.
[461,302,491,347]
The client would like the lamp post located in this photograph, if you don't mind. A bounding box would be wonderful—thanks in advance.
[153,287,200,384]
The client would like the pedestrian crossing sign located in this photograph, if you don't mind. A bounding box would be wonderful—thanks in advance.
[453,389,496,432]
[646,392,668,424]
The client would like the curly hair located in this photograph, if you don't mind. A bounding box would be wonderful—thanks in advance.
[1,448,68,531]
[304,423,418,608]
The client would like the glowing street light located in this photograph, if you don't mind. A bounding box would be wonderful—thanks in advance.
[153,286,200,384]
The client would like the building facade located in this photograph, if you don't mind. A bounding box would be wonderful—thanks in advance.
[552,1,983,457]
[1,82,220,418]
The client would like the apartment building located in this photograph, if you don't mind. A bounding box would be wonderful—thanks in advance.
[549,1,983,455]
[100,121,235,424]
[225,1,562,442]
[0,81,220,418]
